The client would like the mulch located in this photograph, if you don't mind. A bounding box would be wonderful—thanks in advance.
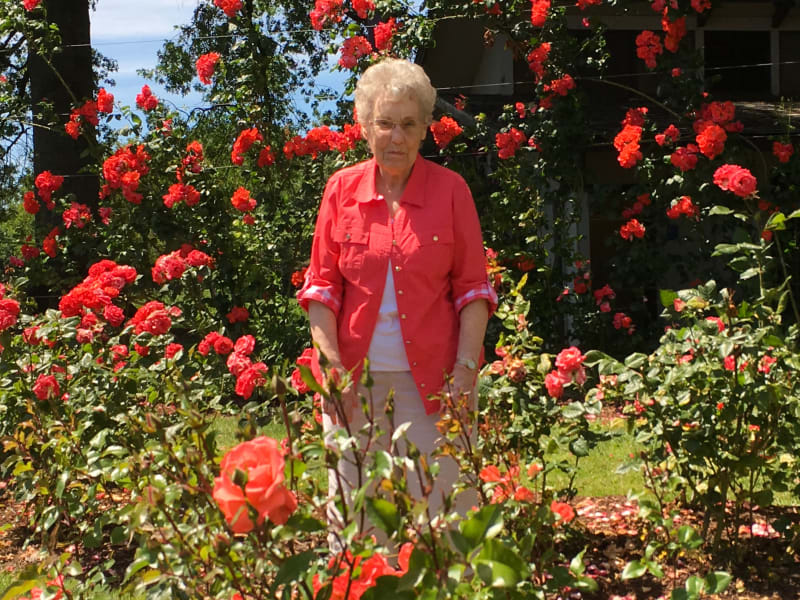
[2,480,799,598]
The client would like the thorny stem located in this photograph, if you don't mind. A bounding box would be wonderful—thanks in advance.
[772,232,800,331]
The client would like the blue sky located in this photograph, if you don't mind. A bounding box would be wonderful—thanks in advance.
[91,0,345,119]
[92,0,203,111]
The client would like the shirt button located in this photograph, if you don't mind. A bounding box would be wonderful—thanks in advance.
[433,235,439,242]
[392,239,397,245]
[401,314,407,319]
[405,340,411,344]
[412,361,417,366]
[397,289,404,295]
[345,233,351,240]
[420,383,425,389]
[394,265,401,271]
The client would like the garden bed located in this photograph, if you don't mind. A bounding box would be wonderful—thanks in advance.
[2,481,797,599]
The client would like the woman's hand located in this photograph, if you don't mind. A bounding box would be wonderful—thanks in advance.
[321,365,358,426]
[452,363,478,410]
[451,362,477,411]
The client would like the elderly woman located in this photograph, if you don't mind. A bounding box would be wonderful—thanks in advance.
[297,58,496,528]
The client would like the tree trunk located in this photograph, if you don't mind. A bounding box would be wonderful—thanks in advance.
[29,0,97,225]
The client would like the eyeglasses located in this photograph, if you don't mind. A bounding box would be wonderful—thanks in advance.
[371,118,422,135]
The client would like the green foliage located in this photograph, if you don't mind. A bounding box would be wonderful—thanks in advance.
[587,222,800,555]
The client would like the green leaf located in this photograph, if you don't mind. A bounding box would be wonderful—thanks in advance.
[685,574,704,597]
[474,559,520,588]
[561,402,584,419]
[569,549,586,575]
[740,267,761,280]
[573,575,599,592]
[55,470,69,498]
[646,560,664,578]
[621,560,647,580]
[785,208,800,220]
[570,437,590,457]
[0,580,37,600]
[110,526,126,545]
[659,289,678,308]
[703,571,732,593]
[361,575,415,600]
[449,529,469,555]
[708,205,733,216]
[765,212,786,231]
[671,589,689,600]
[124,556,154,582]
[624,353,647,369]
[298,365,325,395]
[273,550,315,589]
[581,350,612,367]
[459,505,503,548]
[285,514,326,533]
[365,497,400,535]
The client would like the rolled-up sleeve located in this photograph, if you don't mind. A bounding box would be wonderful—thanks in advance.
[451,178,498,315]
[297,178,343,315]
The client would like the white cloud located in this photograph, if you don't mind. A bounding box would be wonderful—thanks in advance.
[91,0,199,40]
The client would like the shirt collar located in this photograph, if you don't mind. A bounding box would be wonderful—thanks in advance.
[356,154,427,207]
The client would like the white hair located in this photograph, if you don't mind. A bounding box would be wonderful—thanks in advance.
[354,58,436,125]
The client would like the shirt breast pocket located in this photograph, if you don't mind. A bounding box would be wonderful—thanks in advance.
[334,226,370,279]
[413,228,454,276]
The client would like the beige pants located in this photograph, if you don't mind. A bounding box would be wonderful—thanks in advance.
[322,370,477,547]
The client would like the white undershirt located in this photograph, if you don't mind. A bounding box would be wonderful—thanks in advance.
[367,261,410,371]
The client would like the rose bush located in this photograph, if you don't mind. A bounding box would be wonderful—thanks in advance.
[2,0,799,597]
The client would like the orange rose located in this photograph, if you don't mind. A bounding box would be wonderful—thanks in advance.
[213,436,297,533]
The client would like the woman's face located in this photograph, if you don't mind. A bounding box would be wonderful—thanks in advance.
[364,93,428,180]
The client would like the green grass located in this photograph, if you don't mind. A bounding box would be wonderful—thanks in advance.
[0,573,14,595]
[210,414,287,452]
[546,425,644,498]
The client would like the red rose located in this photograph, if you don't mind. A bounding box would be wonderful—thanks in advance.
[227,352,252,377]
[713,164,757,198]
[290,268,307,288]
[231,128,263,165]
[772,141,793,163]
[196,52,220,85]
[227,306,250,324]
[233,334,255,356]
[230,187,256,212]
[33,374,59,400]
[0,298,21,332]
[545,370,567,398]
[235,362,268,399]
[706,316,725,332]
[338,36,372,70]
[555,346,585,373]
[214,0,242,18]
[620,218,645,241]
[550,500,575,523]
[374,18,398,52]
[530,0,550,27]
[290,368,310,394]
[23,191,39,214]
[213,335,234,355]
[165,343,183,359]
[429,116,463,150]
[97,88,114,113]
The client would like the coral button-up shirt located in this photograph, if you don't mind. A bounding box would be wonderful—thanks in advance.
[297,155,497,414]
